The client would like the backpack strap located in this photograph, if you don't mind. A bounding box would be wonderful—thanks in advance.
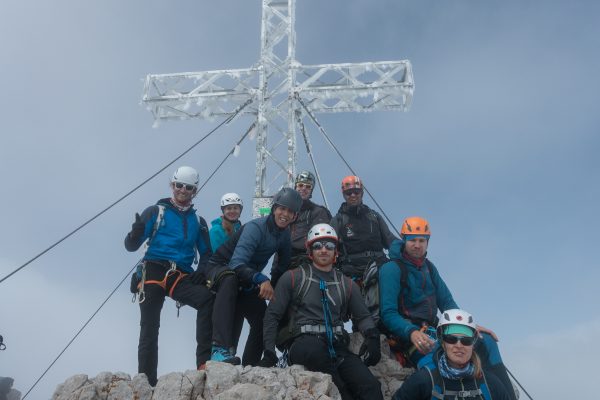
[426,367,445,400]
[143,204,165,253]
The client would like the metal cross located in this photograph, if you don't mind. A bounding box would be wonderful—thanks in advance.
[142,0,414,216]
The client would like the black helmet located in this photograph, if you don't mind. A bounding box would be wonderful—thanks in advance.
[295,170,315,186]
[272,187,302,214]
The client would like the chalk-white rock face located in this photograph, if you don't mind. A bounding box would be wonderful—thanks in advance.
[52,333,413,400]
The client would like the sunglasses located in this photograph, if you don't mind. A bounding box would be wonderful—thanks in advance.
[311,241,337,251]
[174,182,197,192]
[343,188,362,196]
[442,335,475,346]
[296,183,313,189]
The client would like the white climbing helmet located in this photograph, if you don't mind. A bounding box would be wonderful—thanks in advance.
[437,309,477,336]
[171,166,199,187]
[306,223,338,247]
[221,193,243,208]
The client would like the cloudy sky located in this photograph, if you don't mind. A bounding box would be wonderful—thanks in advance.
[1,0,599,398]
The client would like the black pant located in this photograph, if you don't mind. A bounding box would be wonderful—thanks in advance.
[138,262,214,386]
[289,335,383,400]
[207,263,266,366]
[232,289,266,366]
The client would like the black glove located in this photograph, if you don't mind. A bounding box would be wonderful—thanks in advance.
[257,349,278,368]
[359,328,381,366]
[189,269,206,285]
[130,213,145,239]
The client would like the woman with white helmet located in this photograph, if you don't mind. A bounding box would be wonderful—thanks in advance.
[209,193,243,251]
[392,309,511,400]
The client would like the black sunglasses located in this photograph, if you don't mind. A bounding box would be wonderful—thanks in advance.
[343,188,362,196]
[442,335,475,346]
[311,241,337,251]
[174,182,197,191]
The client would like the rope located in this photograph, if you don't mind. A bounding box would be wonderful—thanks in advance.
[0,98,253,285]
[295,109,329,210]
[21,260,139,399]
[319,279,337,361]
[294,93,400,235]
[197,122,256,192]
[506,366,534,400]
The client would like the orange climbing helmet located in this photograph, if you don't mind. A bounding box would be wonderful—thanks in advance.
[401,216,431,238]
[341,175,363,192]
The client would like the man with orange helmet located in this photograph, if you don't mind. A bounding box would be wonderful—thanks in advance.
[379,216,517,399]
[330,175,399,282]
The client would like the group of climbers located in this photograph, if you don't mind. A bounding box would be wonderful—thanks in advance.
[125,165,516,400]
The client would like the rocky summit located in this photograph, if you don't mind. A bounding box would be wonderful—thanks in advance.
[51,334,413,400]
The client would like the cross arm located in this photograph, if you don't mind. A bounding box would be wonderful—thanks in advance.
[293,61,414,114]
[142,67,260,121]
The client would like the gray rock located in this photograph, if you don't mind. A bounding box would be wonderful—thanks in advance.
[203,362,241,400]
[153,371,197,400]
[132,374,154,400]
[213,383,270,400]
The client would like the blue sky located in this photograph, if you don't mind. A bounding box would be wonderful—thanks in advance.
[1,1,599,398]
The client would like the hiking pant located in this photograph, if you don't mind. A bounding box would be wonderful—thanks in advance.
[138,261,214,386]
[288,335,383,400]
[232,289,267,366]
[206,263,266,366]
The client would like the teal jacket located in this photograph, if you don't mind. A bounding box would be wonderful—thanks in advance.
[209,216,241,252]
[379,249,458,341]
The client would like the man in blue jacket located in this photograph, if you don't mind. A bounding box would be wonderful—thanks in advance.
[379,216,517,400]
[125,166,216,386]
[206,187,302,366]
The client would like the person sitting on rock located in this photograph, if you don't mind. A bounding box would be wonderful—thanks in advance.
[260,223,383,400]
[379,216,517,399]
[392,309,511,400]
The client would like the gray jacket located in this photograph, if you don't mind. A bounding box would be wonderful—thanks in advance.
[263,264,376,353]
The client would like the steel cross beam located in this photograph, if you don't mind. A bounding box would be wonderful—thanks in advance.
[142,0,414,216]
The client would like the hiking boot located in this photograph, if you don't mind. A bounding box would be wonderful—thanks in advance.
[210,346,241,365]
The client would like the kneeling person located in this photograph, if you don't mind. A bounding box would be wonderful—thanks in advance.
[261,224,383,400]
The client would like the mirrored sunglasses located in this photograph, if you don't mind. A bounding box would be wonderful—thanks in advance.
[296,183,313,189]
[442,335,475,346]
[343,188,362,196]
[174,182,197,191]
[311,241,337,251]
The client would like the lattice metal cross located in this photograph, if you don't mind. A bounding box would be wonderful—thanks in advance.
[142,0,414,216]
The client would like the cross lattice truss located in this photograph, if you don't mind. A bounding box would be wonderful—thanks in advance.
[142,0,414,216]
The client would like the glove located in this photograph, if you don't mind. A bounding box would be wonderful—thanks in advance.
[189,269,206,285]
[257,349,278,368]
[359,328,381,366]
[130,213,145,239]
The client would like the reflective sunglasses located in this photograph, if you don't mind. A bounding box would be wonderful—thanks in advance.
[174,182,197,191]
[343,188,362,196]
[296,183,313,189]
[442,335,475,346]
[311,241,337,251]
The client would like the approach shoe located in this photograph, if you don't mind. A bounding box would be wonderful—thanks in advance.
[210,346,241,365]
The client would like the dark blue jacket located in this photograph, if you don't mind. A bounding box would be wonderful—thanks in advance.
[124,198,212,273]
[379,251,458,341]
[209,215,292,287]
[393,349,510,400]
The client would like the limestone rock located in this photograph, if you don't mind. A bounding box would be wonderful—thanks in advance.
[52,336,412,400]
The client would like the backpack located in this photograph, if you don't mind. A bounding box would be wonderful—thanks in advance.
[361,258,436,329]
[426,366,492,400]
[275,264,351,351]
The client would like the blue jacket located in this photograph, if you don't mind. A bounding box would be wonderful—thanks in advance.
[209,216,241,252]
[124,198,212,273]
[209,214,292,287]
[379,251,458,341]
[393,348,509,400]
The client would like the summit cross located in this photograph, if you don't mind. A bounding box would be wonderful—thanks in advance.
[142,0,414,216]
